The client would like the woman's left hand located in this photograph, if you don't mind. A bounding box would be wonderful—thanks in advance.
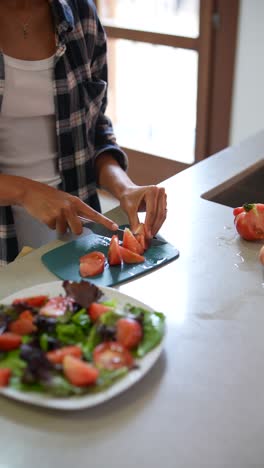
[119,185,167,238]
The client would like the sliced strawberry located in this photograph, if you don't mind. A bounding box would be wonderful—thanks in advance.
[79,251,105,277]
[0,333,22,351]
[108,235,122,266]
[119,246,145,264]
[88,302,113,322]
[122,227,144,254]
[93,342,134,370]
[116,318,143,349]
[12,295,48,308]
[47,345,82,365]
[63,355,99,386]
[0,368,11,387]
[39,296,75,317]
[8,318,36,336]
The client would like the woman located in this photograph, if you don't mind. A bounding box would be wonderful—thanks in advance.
[0,0,167,265]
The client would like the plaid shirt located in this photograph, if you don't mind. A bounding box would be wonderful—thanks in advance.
[0,0,127,265]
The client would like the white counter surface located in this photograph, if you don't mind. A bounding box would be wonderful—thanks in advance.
[0,131,264,468]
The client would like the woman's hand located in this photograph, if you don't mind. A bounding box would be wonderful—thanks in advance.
[95,153,167,238]
[19,178,118,235]
[119,185,167,238]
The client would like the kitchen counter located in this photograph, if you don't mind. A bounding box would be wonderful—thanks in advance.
[1,131,264,468]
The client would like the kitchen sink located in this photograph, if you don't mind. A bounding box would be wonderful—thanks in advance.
[202,160,264,208]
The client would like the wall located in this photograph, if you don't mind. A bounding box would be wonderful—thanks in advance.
[230,0,264,145]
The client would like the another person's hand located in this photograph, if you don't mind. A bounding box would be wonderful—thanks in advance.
[119,185,167,238]
[19,178,118,235]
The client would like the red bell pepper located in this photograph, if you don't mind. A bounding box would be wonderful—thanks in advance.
[233,203,264,240]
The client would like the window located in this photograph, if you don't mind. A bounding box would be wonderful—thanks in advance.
[95,0,239,169]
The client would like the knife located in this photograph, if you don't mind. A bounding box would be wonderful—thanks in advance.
[78,216,167,246]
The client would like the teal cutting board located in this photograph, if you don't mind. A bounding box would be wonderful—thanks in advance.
[41,228,179,287]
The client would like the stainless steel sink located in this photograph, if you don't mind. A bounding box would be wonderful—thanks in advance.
[202,161,264,208]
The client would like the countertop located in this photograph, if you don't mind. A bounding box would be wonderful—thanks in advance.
[1,131,264,468]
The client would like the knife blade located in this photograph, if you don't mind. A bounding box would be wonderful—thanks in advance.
[78,216,167,246]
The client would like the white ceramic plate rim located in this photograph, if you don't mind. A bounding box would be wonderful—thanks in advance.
[0,281,164,410]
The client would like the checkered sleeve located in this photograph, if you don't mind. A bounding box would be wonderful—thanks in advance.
[88,3,128,171]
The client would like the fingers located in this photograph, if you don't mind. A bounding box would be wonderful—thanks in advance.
[77,199,119,231]
[143,186,160,238]
[56,214,68,235]
[128,210,140,235]
[149,188,167,236]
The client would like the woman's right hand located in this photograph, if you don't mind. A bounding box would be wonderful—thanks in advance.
[19,178,118,235]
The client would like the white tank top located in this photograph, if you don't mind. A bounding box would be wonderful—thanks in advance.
[0,53,62,250]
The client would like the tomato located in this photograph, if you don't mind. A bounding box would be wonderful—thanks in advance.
[8,318,36,336]
[12,295,48,308]
[88,302,113,322]
[233,206,244,216]
[116,318,143,349]
[93,342,134,370]
[79,251,105,263]
[259,245,264,264]
[63,355,99,386]
[39,296,75,317]
[0,368,11,387]
[133,223,148,251]
[122,227,144,255]
[0,333,22,351]
[19,310,34,321]
[79,251,105,277]
[108,235,122,266]
[233,203,264,240]
[119,246,145,264]
[47,345,82,365]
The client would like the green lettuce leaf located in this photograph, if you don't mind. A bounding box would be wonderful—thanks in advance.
[56,323,85,345]
[81,324,101,361]
[71,308,91,331]
[0,350,26,377]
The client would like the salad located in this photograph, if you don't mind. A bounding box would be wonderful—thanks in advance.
[0,281,165,397]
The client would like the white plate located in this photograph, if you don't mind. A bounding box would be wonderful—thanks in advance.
[0,281,164,410]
